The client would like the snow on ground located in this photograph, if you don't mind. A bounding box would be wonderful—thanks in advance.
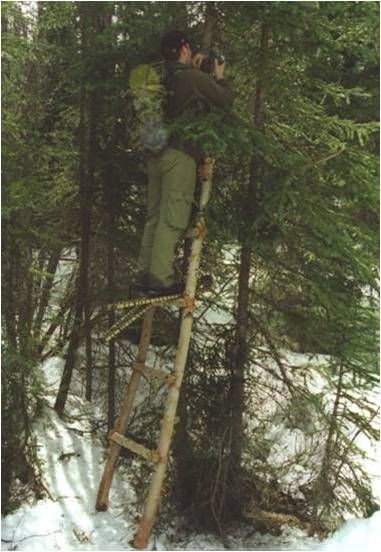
[2,359,138,551]
[244,348,380,505]
[2,355,379,551]
[319,511,381,551]
[0,387,320,552]
[155,521,324,551]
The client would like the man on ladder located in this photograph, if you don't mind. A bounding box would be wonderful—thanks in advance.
[131,29,233,299]
[96,29,233,549]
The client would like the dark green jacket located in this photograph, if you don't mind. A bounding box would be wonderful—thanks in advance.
[166,62,233,163]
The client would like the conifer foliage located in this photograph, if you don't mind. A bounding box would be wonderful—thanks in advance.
[1,0,379,535]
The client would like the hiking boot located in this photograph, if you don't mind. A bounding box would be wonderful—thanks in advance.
[129,280,184,299]
[145,280,184,298]
[129,272,150,297]
[97,285,132,304]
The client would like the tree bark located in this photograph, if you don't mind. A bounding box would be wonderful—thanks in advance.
[95,5,118,430]
[2,207,18,350]
[106,123,118,430]
[38,269,76,356]
[84,6,113,401]
[200,1,215,51]
[176,0,216,502]
[228,23,269,471]
[182,1,216,281]
[84,71,98,402]
[32,247,61,341]
[55,4,91,416]
[310,361,345,534]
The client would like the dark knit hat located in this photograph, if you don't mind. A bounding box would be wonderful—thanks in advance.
[160,30,190,61]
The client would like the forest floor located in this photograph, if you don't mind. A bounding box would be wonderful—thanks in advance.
[1,355,379,551]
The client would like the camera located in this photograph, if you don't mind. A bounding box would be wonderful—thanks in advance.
[195,47,225,74]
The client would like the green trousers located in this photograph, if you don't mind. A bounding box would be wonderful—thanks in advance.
[137,147,197,287]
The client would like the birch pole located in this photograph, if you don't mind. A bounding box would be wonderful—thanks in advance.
[133,160,214,549]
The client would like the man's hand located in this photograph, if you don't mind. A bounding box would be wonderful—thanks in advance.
[192,52,205,70]
[214,58,225,81]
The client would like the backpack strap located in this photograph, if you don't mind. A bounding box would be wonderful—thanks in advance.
[163,62,191,117]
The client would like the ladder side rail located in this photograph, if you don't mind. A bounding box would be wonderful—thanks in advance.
[96,306,156,510]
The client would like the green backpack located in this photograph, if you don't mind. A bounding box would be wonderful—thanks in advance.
[128,62,171,155]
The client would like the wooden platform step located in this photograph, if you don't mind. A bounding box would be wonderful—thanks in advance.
[132,361,169,381]
[110,432,160,463]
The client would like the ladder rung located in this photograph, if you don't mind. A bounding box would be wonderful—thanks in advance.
[132,362,169,381]
[110,432,160,463]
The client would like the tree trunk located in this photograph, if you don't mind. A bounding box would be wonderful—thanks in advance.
[200,2,215,51]
[107,275,116,430]
[228,22,269,473]
[106,126,117,430]
[175,0,216,504]
[55,5,90,416]
[38,268,76,356]
[182,1,216,282]
[92,5,118,429]
[18,246,35,354]
[84,73,98,402]
[32,247,61,341]
[2,206,18,350]
[310,361,345,534]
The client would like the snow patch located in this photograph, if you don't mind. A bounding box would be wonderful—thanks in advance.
[319,510,381,551]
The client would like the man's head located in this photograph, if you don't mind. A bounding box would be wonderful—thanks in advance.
[160,30,192,65]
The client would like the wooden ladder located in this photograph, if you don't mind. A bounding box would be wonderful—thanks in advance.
[95,162,213,549]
